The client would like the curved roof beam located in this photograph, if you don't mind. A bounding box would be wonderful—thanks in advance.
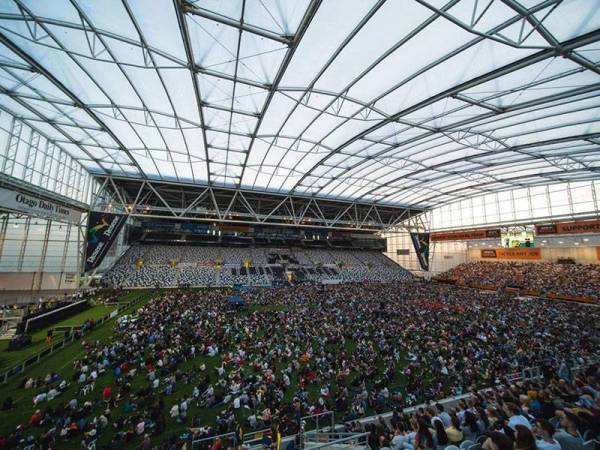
[0,30,146,177]
[369,132,600,204]
[293,28,600,197]
[285,0,565,193]
[0,10,188,67]
[236,0,323,188]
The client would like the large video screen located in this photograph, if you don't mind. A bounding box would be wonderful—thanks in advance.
[501,228,534,248]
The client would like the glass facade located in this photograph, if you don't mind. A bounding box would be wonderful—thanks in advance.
[0,213,82,273]
[0,111,94,205]
[429,181,600,231]
[0,1,599,205]
[385,181,600,274]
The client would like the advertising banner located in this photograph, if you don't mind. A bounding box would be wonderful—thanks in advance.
[480,248,541,260]
[410,232,430,271]
[0,186,81,223]
[536,219,600,236]
[84,211,127,272]
[431,228,501,242]
[481,249,497,258]
[534,223,558,235]
[220,224,251,233]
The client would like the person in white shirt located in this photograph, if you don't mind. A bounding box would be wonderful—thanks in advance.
[534,419,561,450]
[391,426,415,450]
[47,388,59,401]
[33,392,47,405]
[179,399,188,419]
[504,403,532,430]
[169,403,179,419]
[136,420,145,435]
[248,413,259,429]
[435,404,452,428]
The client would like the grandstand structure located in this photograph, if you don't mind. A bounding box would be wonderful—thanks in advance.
[0,0,598,296]
[1,3,600,450]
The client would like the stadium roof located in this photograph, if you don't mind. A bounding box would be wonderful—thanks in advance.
[0,0,599,209]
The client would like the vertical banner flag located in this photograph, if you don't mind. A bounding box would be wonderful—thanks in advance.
[85,211,127,271]
[410,232,430,271]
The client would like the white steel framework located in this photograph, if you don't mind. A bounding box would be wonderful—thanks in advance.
[92,175,420,231]
[0,1,598,210]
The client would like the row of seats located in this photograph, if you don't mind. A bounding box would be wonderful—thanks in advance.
[102,245,411,287]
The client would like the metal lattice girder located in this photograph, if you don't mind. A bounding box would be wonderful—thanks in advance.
[23,130,40,183]
[2,118,22,176]
[92,175,421,232]
[0,1,599,211]
[37,139,51,189]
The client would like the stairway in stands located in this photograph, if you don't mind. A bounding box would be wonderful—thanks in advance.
[0,309,24,340]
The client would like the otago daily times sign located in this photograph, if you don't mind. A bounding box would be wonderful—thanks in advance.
[0,186,81,223]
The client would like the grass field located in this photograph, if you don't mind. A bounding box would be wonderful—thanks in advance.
[0,303,121,371]
[0,290,157,449]
[0,290,416,450]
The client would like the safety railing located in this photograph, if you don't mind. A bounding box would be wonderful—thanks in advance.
[241,411,335,448]
[191,431,237,450]
[302,430,370,450]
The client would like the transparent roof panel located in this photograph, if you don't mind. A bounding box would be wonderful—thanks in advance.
[0,0,599,208]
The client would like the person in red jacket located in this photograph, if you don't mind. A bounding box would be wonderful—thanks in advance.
[29,409,42,427]
[102,386,112,401]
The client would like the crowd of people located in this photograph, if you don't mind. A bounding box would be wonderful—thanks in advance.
[0,280,598,450]
[349,376,600,450]
[439,262,600,299]
[102,245,411,288]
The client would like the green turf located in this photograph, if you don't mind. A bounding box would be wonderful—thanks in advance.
[0,289,425,450]
[0,291,150,368]
[0,291,155,446]
[0,302,123,371]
